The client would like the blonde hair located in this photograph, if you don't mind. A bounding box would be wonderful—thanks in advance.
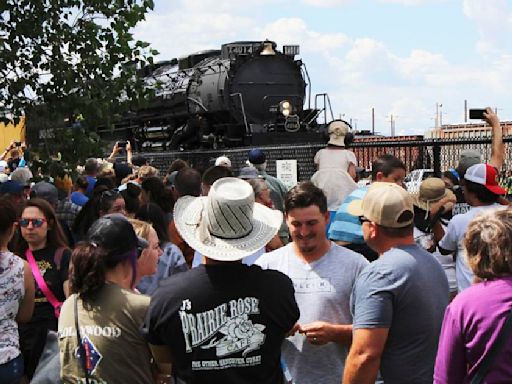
[464,208,512,279]
[128,218,152,241]
[137,165,159,180]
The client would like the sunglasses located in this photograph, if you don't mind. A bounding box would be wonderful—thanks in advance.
[358,216,371,225]
[19,218,47,228]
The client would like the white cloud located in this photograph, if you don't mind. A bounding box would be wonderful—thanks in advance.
[463,0,512,54]
[133,0,512,136]
[135,11,258,59]
[259,18,349,54]
[377,0,445,5]
[303,0,353,7]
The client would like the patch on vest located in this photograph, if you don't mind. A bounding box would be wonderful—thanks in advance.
[75,335,103,375]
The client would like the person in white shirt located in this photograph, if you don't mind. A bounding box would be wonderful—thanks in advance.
[435,163,507,292]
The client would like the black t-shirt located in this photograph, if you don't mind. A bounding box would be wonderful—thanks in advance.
[452,186,470,216]
[142,263,299,384]
[29,246,71,323]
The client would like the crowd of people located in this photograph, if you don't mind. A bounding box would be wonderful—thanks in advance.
[0,107,511,384]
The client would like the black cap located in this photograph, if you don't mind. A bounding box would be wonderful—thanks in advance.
[86,214,147,256]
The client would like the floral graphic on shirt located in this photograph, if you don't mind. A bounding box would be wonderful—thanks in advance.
[201,313,265,357]
[37,260,52,276]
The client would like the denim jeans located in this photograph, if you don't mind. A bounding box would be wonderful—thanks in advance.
[0,354,24,384]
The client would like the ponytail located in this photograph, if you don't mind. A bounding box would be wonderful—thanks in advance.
[71,241,138,303]
[71,242,108,304]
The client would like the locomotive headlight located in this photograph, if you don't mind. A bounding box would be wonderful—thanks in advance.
[280,100,292,117]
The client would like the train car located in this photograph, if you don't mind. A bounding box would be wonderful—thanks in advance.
[98,40,332,151]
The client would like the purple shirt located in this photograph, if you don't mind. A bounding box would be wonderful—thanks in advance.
[434,276,512,383]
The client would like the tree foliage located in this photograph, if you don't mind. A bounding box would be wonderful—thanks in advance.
[0,0,157,161]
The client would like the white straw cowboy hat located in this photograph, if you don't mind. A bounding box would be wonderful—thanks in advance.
[174,177,283,261]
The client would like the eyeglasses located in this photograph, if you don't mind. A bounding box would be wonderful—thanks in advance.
[19,218,47,228]
[358,216,371,225]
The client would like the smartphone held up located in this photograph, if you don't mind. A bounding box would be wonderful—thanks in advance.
[469,109,486,120]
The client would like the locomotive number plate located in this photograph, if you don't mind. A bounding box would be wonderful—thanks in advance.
[228,45,254,55]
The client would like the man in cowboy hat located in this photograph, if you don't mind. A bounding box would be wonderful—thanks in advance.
[343,182,448,384]
[256,181,368,384]
[142,177,299,384]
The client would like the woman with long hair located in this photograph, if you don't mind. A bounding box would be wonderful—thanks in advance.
[0,198,34,384]
[59,215,157,383]
[434,208,512,383]
[140,177,174,218]
[15,198,70,380]
[72,186,126,241]
[134,204,187,295]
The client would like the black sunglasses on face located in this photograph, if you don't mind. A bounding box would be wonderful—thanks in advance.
[19,218,46,228]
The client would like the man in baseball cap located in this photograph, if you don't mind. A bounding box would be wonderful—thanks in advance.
[247,148,289,244]
[436,163,507,292]
[344,183,448,384]
[452,108,504,215]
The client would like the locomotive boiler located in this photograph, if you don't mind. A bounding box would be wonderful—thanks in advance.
[131,40,330,150]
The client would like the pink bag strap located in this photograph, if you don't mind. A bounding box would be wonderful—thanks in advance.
[25,249,63,317]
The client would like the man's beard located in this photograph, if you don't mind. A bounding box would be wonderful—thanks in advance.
[295,234,317,253]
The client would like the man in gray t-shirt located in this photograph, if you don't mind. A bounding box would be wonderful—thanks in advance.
[344,182,449,384]
[257,182,368,384]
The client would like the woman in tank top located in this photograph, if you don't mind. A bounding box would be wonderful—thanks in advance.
[0,199,35,384]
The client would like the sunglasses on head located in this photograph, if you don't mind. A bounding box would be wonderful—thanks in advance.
[19,218,47,228]
[358,216,371,225]
[100,188,120,203]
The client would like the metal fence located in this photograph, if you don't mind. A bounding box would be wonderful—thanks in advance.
[143,136,512,181]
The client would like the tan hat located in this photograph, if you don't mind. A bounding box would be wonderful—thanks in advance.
[347,182,414,228]
[327,120,349,147]
[412,178,455,212]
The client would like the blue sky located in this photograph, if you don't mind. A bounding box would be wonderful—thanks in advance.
[134,0,512,136]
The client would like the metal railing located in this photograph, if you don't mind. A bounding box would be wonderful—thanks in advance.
[137,136,512,181]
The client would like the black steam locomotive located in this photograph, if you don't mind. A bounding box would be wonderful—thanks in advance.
[111,40,332,150]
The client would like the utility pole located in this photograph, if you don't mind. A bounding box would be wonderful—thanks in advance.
[390,114,395,137]
[464,99,467,123]
[372,107,375,135]
[435,103,439,128]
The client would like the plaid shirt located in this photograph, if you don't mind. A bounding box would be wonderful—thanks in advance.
[56,198,81,229]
